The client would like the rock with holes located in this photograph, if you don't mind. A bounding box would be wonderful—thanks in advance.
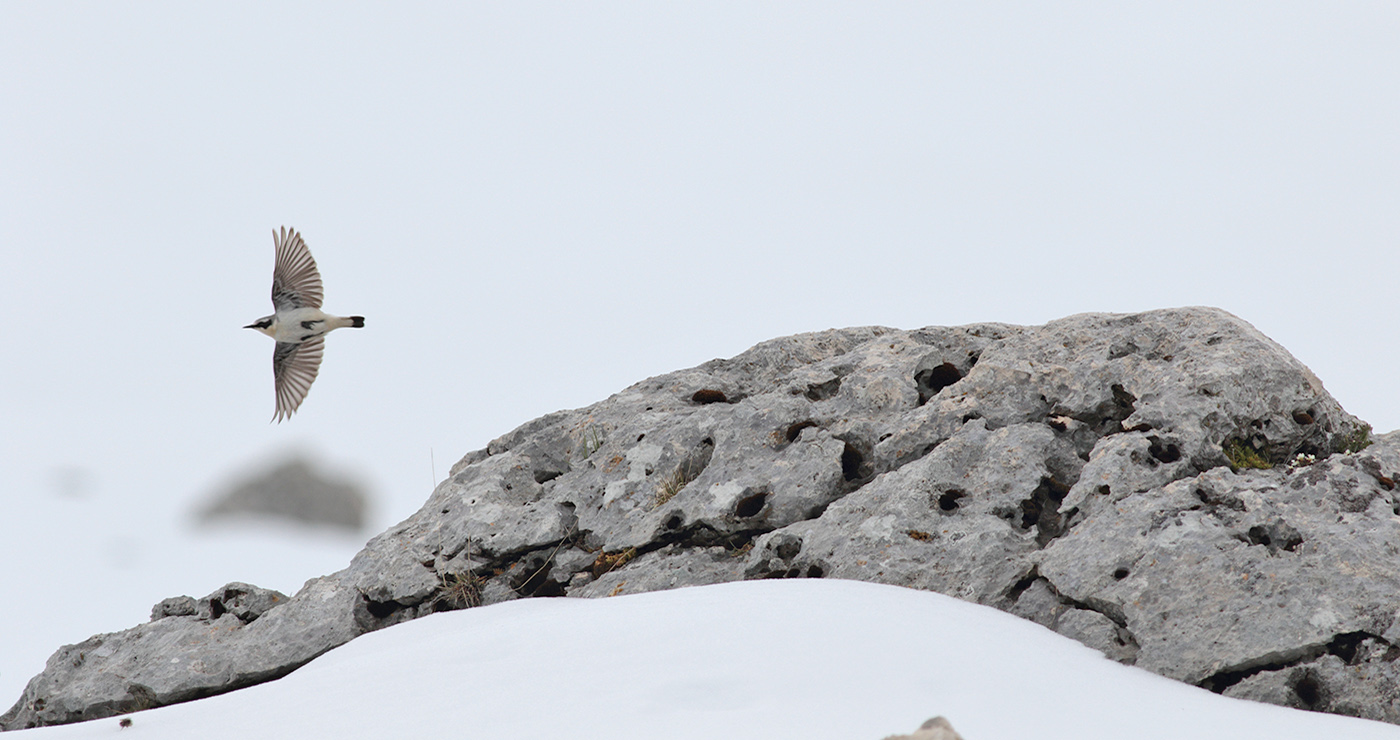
[744,419,1081,596]
[1034,451,1400,715]
[1223,650,1400,718]
[10,306,1399,730]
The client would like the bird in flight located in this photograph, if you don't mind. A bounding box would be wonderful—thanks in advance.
[245,227,364,422]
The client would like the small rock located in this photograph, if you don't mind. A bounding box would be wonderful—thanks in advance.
[151,596,198,620]
[882,716,965,740]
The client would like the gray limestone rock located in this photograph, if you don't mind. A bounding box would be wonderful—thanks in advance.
[3,583,303,728]
[569,544,750,599]
[7,306,1397,730]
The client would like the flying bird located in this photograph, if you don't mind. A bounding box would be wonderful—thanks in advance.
[245,227,364,422]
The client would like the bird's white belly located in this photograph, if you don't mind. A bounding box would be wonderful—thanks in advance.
[272,307,332,343]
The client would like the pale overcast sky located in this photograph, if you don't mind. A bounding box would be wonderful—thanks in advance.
[2,3,1397,538]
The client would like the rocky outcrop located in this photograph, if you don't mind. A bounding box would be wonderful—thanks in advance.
[6,307,1398,730]
[1,584,304,726]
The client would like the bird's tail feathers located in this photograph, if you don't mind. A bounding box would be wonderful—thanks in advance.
[328,315,366,329]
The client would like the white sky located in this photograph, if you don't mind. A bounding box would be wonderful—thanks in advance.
[1,0,1398,706]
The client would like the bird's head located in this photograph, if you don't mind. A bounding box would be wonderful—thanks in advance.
[244,316,276,338]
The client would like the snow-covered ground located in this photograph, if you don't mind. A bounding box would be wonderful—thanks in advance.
[9,578,1400,740]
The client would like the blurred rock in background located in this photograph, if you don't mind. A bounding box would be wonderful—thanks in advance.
[195,457,369,531]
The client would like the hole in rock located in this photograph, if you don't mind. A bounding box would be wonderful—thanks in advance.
[1247,522,1302,553]
[1294,672,1324,709]
[1018,477,1070,546]
[1110,384,1137,420]
[806,565,825,578]
[363,598,400,620]
[691,389,729,404]
[1098,485,1112,496]
[915,362,963,405]
[523,578,565,598]
[1330,632,1369,664]
[1113,567,1130,580]
[735,492,768,518]
[774,536,802,561]
[664,514,683,530]
[804,377,842,401]
[1019,498,1044,530]
[1293,410,1315,425]
[840,443,865,482]
[785,420,819,442]
[936,488,967,513]
[514,557,565,597]
[1006,571,1039,602]
[1147,437,1181,464]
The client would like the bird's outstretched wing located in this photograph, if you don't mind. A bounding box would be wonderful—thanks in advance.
[272,336,325,422]
[271,226,324,311]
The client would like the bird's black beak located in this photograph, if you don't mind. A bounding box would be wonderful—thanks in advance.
[243,323,258,329]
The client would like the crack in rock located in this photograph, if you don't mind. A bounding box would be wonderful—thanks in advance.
[1201,631,1380,695]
